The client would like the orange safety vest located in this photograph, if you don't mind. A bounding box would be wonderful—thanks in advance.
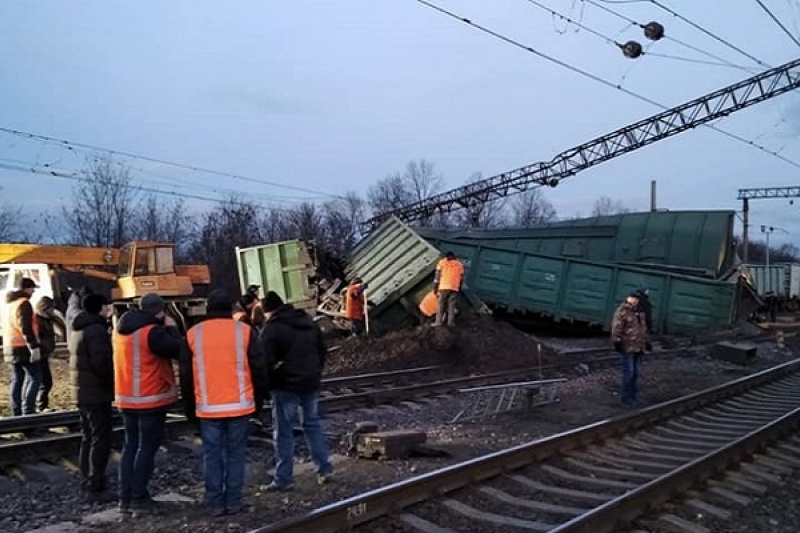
[187,320,255,418]
[345,283,365,320]
[113,325,178,410]
[419,290,439,317]
[436,258,464,292]
[6,298,39,349]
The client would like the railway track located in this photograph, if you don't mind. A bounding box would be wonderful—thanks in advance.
[249,358,800,533]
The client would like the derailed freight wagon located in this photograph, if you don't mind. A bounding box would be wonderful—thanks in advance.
[418,210,740,280]
[422,234,757,335]
[344,217,487,332]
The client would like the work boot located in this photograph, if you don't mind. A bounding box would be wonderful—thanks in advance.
[130,496,163,516]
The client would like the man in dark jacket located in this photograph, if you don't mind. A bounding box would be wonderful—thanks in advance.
[179,290,269,516]
[35,296,66,412]
[114,293,183,516]
[259,291,332,490]
[3,277,42,416]
[69,293,116,503]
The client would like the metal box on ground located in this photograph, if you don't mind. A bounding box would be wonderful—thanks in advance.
[711,341,757,364]
[235,240,318,315]
[356,430,427,460]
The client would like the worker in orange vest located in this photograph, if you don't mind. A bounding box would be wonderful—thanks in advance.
[433,251,465,327]
[3,277,42,416]
[344,278,368,336]
[113,293,182,516]
[179,290,268,517]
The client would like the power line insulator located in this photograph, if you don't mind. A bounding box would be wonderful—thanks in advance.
[643,21,665,41]
[622,41,643,59]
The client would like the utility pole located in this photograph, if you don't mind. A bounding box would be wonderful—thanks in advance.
[737,187,800,264]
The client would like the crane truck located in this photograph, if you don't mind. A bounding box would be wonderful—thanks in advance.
[0,241,209,340]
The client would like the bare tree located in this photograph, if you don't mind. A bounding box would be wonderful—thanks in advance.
[452,173,509,228]
[510,189,557,227]
[323,192,366,257]
[287,202,326,245]
[261,207,293,243]
[0,202,23,241]
[591,196,630,217]
[63,158,139,247]
[367,159,445,225]
[186,199,263,294]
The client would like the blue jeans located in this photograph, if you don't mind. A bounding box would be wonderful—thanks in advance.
[119,410,166,503]
[271,390,332,487]
[620,353,641,405]
[10,362,42,416]
[200,416,249,511]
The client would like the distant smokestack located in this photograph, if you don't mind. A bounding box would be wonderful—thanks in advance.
[650,180,657,212]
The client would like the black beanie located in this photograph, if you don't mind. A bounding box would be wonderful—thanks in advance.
[82,293,109,315]
[261,291,284,313]
[207,289,233,313]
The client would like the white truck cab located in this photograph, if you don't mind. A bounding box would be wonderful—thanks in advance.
[0,264,56,343]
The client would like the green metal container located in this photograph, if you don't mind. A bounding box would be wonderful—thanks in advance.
[235,240,317,314]
[346,217,486,332]
[424,236,741,335]
[418,210,738,279]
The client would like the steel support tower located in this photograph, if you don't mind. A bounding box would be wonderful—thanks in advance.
[737,186,800,262]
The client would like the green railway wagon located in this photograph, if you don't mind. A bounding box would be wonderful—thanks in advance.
[424,236,744,335]
[418,210,738,280]
[235,240,318,315]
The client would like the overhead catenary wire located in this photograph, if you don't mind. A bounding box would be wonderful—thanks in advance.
[0,126,344,200]
[525,0,754,70]
[584,0,762,72]
[414,0,800,172]
[754,0,800,48]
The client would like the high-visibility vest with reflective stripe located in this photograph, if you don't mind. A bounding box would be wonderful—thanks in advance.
[345,283,365,320]
[436,258,464,292]
[5,298,38,349]
[113,325,178,410]
[187,320,255,419]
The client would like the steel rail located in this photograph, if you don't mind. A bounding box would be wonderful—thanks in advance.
[248,358,800,533]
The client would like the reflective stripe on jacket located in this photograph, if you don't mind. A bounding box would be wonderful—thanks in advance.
[187,320,255,418]
[7,298,38,348]
[113,324,178,409]
[344,283,365,320]
[436,258,465,292]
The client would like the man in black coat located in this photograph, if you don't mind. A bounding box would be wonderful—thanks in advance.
[69,293,116,503]
[259,291,332,490]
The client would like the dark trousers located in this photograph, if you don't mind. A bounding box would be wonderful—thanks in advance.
[38,356,53,411]
[10,361,42,416]
[119,410,166,503]
[620,352,642,405]
[200,416,250,511]
[79,402,113,492]
[435,290,458,326]
[350,318,366,336]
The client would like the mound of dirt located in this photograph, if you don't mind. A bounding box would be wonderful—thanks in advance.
[325,316,562,376]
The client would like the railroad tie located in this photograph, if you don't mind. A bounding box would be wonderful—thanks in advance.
[684,495,732,520]
[657,513,711,533]
[442,499,553,531]
[396,513,457,533]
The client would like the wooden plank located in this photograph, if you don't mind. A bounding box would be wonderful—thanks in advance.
[685,496,732,520]
[657,513,710,533]
[616,439,700,459]
[397,513,456,533]
[767,449,800,468]
[442,499,553,531]
[565,455,659,480]
[478,486,587,516]
[739,463,783,484]
[540,464,637,490]
[708,486,751,505]
[586,446,684,469]
[724,472,768,494]
[508,474,614,503]
[752,454,793,474]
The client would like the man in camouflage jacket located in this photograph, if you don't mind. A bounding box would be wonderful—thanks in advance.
[611,292,650,406]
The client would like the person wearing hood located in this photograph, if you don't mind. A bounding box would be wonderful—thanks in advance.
[113,293,182,516]
[66,286,94,339]
[179,290,268,517]
[69,293,116,503]
[3,277,42,416]
[634,288,654,334]
[259,291,332,491]
[35,296,66,412]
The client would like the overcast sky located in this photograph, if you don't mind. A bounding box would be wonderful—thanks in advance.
[1,1,799,246]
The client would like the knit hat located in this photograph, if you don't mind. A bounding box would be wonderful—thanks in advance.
[18,277,38,290]
[261,291,284,313]
[140,293,165,315]
[207,289,233,313]
[82,293,109,315]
